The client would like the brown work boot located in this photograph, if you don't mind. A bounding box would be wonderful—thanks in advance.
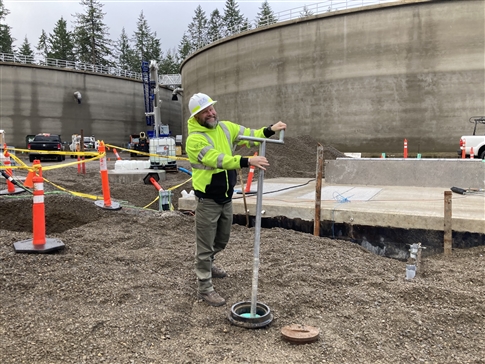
[198,290,226,307]
[211,266,227,279]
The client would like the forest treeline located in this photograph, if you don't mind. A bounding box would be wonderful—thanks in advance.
[0,0,314,75]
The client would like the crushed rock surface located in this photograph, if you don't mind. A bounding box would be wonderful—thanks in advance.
[1,136,484,363]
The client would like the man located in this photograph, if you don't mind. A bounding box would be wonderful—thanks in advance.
[185,92,287,307]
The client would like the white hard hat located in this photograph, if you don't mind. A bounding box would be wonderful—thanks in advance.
[189,93,217,118]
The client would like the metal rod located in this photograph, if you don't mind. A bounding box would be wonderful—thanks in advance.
[250,140,266,317]
[238,130,285,145]
[237,130,285,318]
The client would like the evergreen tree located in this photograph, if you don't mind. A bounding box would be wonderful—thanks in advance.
[132,11,162,70]
[0,0,14,53]
[187,5,208,50]
[177,33,193,63]
[36,30,49,58]
[132,11,151,69]
[73,0,112,65]
[114,27,135,71]
[222,0,244,36]
[240,17,252,32]
[17,36,34,63]
[207,9,223,44]
[256,0,277,27]
[146,32,162,62]
[159,48,179,74]
[299,5,314,18]
[48,17,75,61]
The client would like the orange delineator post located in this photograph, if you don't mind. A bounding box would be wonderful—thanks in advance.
[13,165,65,253]
[113,148,122,161]
[32,175,46,246]
[461,138,466,159]
[33,159,42,178]
[4,151,15,193]
[245,152,258,193]
[94,141,121,210]
[403,139,408,159]
[470,147,474,159]
[99,141,112,207]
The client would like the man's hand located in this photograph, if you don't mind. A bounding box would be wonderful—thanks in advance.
[270,121,287,132]
[249,156,269,170]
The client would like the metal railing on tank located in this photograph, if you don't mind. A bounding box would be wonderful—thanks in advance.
[199,0,396,47]
[0,52,181,86]
[0,0,393,81]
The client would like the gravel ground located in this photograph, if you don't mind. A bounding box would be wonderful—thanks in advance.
[1,136,484,363]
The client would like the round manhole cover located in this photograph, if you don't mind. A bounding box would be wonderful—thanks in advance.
[281,324,320,344]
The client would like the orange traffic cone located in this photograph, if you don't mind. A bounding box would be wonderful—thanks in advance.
[113,148,122,161]
[24,170,35,188]
[24,159,42,188]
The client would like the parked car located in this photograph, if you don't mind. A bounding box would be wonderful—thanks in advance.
[27,133,65,162]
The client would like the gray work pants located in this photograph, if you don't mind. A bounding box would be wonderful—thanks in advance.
[195,198,232,293]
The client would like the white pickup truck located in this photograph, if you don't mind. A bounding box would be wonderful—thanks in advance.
[69,134,97,158]
[458,116,485,159]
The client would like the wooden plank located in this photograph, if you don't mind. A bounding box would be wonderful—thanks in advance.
[314,144,324,236]
[444,191,452,255]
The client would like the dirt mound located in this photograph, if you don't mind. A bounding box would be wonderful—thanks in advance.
[237,135,347,178]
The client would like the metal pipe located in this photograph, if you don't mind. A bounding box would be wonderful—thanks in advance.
[237,130,285,317]
[250,140,266,317]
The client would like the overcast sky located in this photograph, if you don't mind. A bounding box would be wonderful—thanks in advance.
[4,0,315,54]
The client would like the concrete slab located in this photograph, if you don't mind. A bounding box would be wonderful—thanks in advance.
[326,158,485,188]
[179,177,485,259]
[178,159,485,258]
[179,178,484,234]
[108,169,166,184]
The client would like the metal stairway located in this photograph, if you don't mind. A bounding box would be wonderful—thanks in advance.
[141,61,154,126]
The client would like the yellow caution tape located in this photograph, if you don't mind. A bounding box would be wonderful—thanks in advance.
[2,144,194,213]
[104,143,189,161]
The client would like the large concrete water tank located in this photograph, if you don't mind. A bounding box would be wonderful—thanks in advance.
[180,0,484,154]
[0,63,183,149]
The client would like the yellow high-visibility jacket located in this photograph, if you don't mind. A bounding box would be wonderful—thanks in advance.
[186,117,273,204]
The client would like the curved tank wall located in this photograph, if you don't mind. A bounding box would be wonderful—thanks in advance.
[180,0,484,154]
[0,63,183,148]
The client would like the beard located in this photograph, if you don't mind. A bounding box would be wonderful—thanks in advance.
[197,115,219,129]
